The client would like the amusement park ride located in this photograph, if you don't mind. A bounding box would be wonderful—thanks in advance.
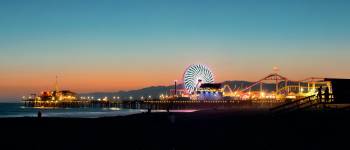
[171,64,332,101]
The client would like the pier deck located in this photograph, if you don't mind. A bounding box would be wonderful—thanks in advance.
[23,99,284,110]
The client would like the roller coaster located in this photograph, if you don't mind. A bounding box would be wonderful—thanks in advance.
[223,73,331,100]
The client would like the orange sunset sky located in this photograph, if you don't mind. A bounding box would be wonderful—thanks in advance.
[1,0,350,100]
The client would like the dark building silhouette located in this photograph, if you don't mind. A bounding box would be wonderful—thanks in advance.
[325,78,350,103]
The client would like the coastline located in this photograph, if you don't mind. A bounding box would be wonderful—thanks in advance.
[0,109,349,150]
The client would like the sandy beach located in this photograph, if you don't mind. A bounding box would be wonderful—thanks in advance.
[0,109,349,150]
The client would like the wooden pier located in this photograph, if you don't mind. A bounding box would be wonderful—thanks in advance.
[23,99,284,110]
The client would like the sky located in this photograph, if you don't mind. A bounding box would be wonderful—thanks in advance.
[1,0,350,101]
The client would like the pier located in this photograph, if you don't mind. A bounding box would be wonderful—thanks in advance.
[23,99,283,110]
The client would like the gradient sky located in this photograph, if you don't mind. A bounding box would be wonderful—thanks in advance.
[1,0,350,101]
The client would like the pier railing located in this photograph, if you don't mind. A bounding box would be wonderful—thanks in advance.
[23,99,284,110]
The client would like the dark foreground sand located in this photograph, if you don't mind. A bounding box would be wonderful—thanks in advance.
[0,109,349,150]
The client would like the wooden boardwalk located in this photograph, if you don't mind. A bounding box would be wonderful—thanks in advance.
[23,99,283,110]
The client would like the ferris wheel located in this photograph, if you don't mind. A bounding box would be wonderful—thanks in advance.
[183,64,214,93]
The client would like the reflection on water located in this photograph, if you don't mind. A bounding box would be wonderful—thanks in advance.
[0,103,143,118]
[0,103,197,118]
[150,109,198,113]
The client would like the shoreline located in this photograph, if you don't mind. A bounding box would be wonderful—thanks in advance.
[1,109,349,149]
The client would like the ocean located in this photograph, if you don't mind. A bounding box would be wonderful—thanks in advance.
[0,102,145,118]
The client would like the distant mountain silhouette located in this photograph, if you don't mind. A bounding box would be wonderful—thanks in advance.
[80,85,175,100]
[80,80,299,100]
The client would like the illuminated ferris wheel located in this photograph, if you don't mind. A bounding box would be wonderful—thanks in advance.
[183,64,214,93]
